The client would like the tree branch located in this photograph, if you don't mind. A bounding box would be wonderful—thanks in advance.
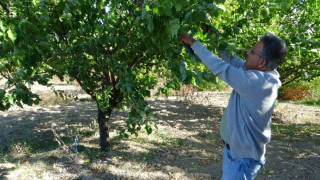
[116,11,132,28]
[0,72,8,79]
[45,52,72,62]
[0,1,10,15]
[131,49,149,70]
[51,123,75,153]
[282,75,303,86]
[111,72,116,87]
[280,59,320,78]
[281,59,320,86]
[93,57,112,86]
[74,75,96,100]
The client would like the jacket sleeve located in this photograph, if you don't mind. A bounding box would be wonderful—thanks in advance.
[220,50,245,68]
[192,41,261,96]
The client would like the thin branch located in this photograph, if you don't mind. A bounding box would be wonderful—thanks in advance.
[282,61,320,81]
[51,123,75,153]
[93,57,112,86]
[0,72,8,79]
[74,75,96,100]
[4,65,14,80]
[131,49,149,70]
[282,75,303,86]
[0,1,10,14]
[111,72,116,87]
[116,11,132,28]
[45,52,72,61]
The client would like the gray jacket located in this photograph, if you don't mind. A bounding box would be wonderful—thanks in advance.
[192,41,281,161]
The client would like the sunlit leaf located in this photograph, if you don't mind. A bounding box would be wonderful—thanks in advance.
[7,28,17,42]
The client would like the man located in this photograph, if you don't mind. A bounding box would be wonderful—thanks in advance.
[179,33,287,179]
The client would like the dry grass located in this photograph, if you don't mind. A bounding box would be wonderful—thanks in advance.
[280,85,311,101]
[0,81,320,180]
[38,93,75,106]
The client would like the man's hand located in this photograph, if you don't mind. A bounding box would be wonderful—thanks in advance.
[179,33,197,46]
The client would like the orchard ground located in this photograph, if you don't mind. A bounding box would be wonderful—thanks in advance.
[0,82,320,180]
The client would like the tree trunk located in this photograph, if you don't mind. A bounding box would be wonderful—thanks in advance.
[97,107,112,151]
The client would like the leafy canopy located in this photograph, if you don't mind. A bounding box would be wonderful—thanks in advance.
[0,0,319,137]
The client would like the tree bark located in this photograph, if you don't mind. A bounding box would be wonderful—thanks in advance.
[96,87,122,151]
[97,106,112,151]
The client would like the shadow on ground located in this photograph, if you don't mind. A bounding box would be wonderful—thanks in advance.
[0,96,319,179]
[0,98,225,179]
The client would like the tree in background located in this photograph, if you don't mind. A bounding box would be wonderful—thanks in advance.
[212,0,320,85]
[1,0,319,151]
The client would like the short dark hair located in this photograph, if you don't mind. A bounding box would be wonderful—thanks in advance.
[260,33,287,71]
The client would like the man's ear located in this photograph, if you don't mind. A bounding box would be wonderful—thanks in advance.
[258,59,267,71]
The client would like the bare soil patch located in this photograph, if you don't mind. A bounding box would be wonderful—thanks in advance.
[0,89,319,180]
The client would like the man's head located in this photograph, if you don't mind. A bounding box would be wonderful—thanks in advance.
[245,33,287,71]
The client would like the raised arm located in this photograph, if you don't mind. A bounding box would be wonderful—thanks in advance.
[191,41,260,96]
[179,34,262,95]
[220,51,245,68]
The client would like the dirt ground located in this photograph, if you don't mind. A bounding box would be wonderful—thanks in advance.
[0,86,320,180]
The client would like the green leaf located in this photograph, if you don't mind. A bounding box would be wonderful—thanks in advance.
[196,71,203,84]
[145,124,152,135]
[17,69,25,77]
[174,2,182,11]
[268,2,280,9]
[153,7,159,15]
[0,89,5,98]
[184,12,192,22]
[190,56,201,63]
[191,11,206,22]
[7,28,17,42]
[145,5,151,12]
[179,61,186,72]
[147,16,154,33]
[142,8,147,17]
[207,3,219,17]
[8,97,14,105]
[65,4,71,13]
[124,133,129,138]
[280,2,289,10]
[16,101,23,108]
[0,21,6,32]
[34,98,40,105]
[261,9,269,18]
[226,43,237,51]
[191,77,197,86]
[167,18,180,38]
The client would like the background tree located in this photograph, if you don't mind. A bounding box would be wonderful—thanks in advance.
[209,0,320,85]
[1,0,319,151]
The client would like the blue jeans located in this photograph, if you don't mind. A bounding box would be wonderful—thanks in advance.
[221,144,264,180]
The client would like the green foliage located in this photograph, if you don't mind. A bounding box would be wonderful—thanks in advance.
[1,0,223,140]
[200,78,230,91]
[1,0,319,148]
[309,77,320,101]
[207,0,320,85]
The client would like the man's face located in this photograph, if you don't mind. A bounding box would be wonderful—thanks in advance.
[245,41,266,71]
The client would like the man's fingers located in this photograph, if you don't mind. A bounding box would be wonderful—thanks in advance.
[179,33,190,44]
